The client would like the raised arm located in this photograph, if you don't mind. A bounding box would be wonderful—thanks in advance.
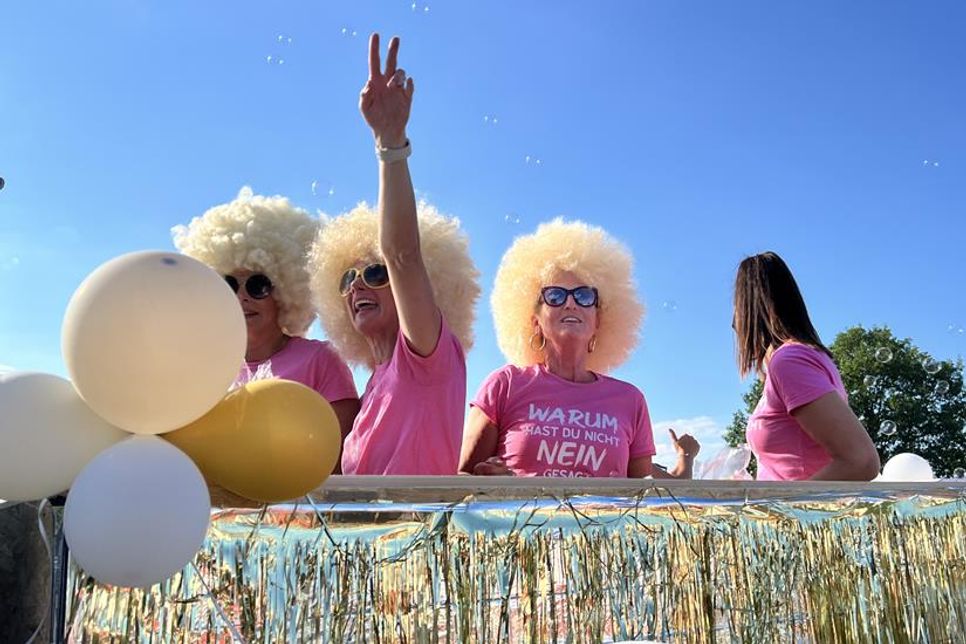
[649,429,699,479]
[360,33,442,357]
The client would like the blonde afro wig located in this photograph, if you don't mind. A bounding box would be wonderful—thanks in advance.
[492,218,644,373]
[308,202,480,368]
[171,186,319,336]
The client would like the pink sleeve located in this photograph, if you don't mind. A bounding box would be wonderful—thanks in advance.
[769,346,838,412]
[628,389,656,458]
[312,343,359,403]
[470,367,510,427]
[394,318,464,386]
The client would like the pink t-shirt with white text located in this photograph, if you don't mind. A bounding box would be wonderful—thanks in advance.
[747,343,845,481]
[471,364,656,478]
[341,318,466,475]
[235,337,358,403]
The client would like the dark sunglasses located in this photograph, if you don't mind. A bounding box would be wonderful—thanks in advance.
[224,273,274,300]
[339,263,390,296]
[541,285,599,308]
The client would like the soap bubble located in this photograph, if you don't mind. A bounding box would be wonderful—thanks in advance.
[879,420,897,436]
[874,347,893,363]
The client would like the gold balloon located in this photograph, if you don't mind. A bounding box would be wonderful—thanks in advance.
[165,379,340,502]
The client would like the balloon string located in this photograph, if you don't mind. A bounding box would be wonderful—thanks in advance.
[23,498,52,644]
[303,493,347,555]
[190,561,247,644]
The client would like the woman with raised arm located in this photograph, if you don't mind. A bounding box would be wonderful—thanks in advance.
[460,219,697,479]
[734,252,880,480]
[172,188,360,464]
[309,34,479,475]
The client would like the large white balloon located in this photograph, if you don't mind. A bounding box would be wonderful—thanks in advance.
[64,436,211,588]
[62,251,246,434]
[0,372,128,501]
[880,452,935,482]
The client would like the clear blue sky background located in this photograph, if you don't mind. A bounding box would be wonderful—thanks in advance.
[2,1,964,463]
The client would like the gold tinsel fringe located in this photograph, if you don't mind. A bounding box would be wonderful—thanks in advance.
[66,490,966,643]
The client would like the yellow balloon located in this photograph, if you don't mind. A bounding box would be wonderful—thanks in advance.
[165,379,340,502]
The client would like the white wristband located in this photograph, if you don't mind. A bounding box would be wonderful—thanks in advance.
[375,139,412,163]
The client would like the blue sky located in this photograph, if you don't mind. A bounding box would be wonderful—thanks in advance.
[2,1,965,465]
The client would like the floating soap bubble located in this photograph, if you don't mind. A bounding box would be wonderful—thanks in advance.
[341,27,358,37]
[504,213,521,225]
[874,347,893,363]
[277,59,285,65]
[0,177,4,190]
[934,380,950,395]
[266,55,273,63]
[661,300,677,312]
[879,420,897,436]
[954,467,965,479]
[922,357,941,375]
[311,181,335,198]
[933,161,940,167]
[863,375,877,388]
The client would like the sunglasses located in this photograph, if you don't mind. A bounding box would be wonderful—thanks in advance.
[339,263,390,296]
[224,274,274,300]
[541,285,599,308]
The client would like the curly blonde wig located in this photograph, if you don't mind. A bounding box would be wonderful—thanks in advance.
[308,202,480,368]
[491,218,644,373]
[171,187,319,336]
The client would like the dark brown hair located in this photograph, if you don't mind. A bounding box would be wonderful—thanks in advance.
[733,252,832,378]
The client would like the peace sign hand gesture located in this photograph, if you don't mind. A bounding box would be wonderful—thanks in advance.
[360,33,414,149]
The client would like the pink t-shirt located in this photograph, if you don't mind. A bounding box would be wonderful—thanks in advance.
[235,337,358,403]
[747,343,844,481]
[471,364,656,478]
[341,318,466,475]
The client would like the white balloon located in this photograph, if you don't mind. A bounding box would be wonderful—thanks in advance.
[880,452,935,482]
[62,251,246,434]
[0,372,128,501]
[64,436,211,588]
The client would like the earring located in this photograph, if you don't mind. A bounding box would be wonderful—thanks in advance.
[588,336,598,353]
[529,330,546,351]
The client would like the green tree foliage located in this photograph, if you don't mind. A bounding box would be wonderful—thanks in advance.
[723,325,966,478]
[723,379,762,476]
[832,326,966,478]
[723,379,763,448]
